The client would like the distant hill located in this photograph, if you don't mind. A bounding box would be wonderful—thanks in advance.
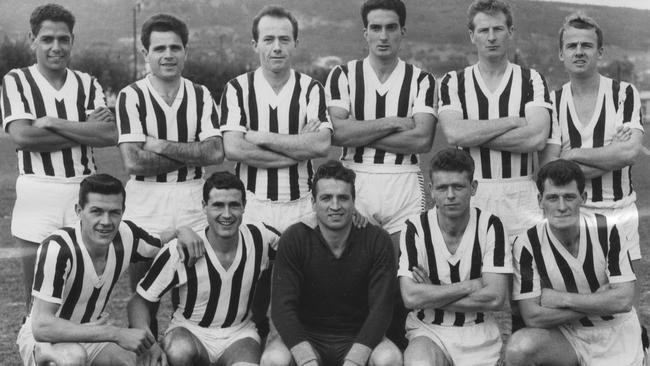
[1,0,649,89]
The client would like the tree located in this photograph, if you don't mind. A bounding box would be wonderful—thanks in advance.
[0,36,34,78]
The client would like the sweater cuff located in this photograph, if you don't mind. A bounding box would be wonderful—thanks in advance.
[344,343,372,366]
[290,341,318,366]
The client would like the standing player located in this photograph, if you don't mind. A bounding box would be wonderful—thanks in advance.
[116,13,223,319]
[438,0,552,242]
[1,3,117,312]
[16,174,203,366]
[399,149,510,366]
[541,12,643,266]
[506,159,643,366]
[325,0,436,251]
[220,5,331,232]
[129,172,279,366]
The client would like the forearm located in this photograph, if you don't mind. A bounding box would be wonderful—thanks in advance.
[521,304,586,328]
[554,288,634,316]
[147,137,223,166]
[121,144,185,176]
[331,117,405,147]
[576,162,610,179]
[565,146,637,171]
[401,280,474,309]
[127,294,154,331]
[8,123,78,152]
[441,286,505,313]
[47,118,118,147]
[441,116,521,147]
[250,130,330,160]
[483,124,547,153]
[224,137,299,168]
[369,127,434,154]
[32,315,119,343]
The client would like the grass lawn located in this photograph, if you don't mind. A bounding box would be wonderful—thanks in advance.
[1,133,649,365]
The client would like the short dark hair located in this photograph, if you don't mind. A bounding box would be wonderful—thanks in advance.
[30,3,75,35]
[361,0,406,27]
[536,159,585,195]
[252,5,299,42]
[78,174,126,208]
[559,11,603,49]
[467,0,513,31]
[429,148,475,181]
[203,172,246,205]
[140,14,189,50]
[312,160,356,199]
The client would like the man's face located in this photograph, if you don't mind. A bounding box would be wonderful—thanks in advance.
[203,188,244,240]
[364,9,404,62]
[253,16,296,75]
[143,31,187,82]
[76,193,124,247]
[559,26,602,78]
[469,11,512,61]
[30,20,73,74]
[313,178,354,231]
[430,170,477,219]
[539,179,586,231]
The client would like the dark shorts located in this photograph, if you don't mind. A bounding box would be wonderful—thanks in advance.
[305,330,355,366]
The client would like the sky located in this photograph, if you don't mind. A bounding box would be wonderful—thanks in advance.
[539,0,650,10]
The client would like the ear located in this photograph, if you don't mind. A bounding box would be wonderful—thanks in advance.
[140,46,148,58]
[581,191,588,202]
[507,25,514,38]
[251,39,257,49]
[202,200,207,215]
[401,26,407,36]
[468,29,475,44]
[75,203,82,216]
[28,31,37,49]
[470,180,478,196]
[597,46,604,60]
[538,193,543,209]
[363,27,368,41]
[558,47,564,62]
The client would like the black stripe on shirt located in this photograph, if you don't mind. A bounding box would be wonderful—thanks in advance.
[55,99,75,178]
[449,262,465,326]
[353,60,365,163]
[488,214,506,267]
[100,232,125,315]
[528,226,551,289]
[288,72,302,200]
[329,67,342,100]
[473,70,491,178]
[199,248,222,327]
[183,262,198,320]
[373,91,387,164]
[59,228,85,320]
[499,73,514,178]
[623,85,634,122]
[519,246,534,294]
[222,239,248,328]
[607,226,622,277]
[243,224,264,321]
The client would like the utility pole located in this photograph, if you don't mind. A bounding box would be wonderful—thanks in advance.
[133,2,141,81]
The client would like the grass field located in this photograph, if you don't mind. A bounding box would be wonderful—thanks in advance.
[1,133,649,365]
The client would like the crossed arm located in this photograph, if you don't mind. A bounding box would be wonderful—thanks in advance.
[242,119,331,161]
[7,107,117,152]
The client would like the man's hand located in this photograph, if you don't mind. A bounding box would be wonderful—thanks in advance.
[137,342,167,366]
[395,117,416,132]
[87,107,115,124]
[411,265,432,284]
[612,125,632,143]
[32,116,52,129]
[175,227,205,266]
[114,328,155,355]
[300,119,321,134]
[142,136,163,154]
[87,312,111,326]
[351,209,368,228]
[540,288,565,309]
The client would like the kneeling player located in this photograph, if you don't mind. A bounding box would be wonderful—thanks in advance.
[129,172,279,366]
[399,148,511,366]
[16,174,203,366]
[505,159,643,366]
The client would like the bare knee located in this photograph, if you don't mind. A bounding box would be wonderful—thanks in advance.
[370,340,403,366]
[504,329,540,365]
[260,340,293,366]
[162,328,201,366]
[36,343,87,366]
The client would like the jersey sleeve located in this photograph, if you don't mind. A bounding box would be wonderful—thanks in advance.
[306,79,333,131]
[137,242,183,302]
[525,69,552,111]
[619,82,644,133]
[124,221,163,262]
[412,72,437,116]
[88,77,107,111]
[398,218,421,279]
[325,65,351,112]
[547,90,562,145]
[31,237,72,305]
[438,71,464,114]
[262,223,281,261]
[2,71,35,131]
[116,87,147,143]
[606,225,637,284]
[219,80,248,133]
[482,215,513,274]
[512,235,542,301]
[198,85,222,141]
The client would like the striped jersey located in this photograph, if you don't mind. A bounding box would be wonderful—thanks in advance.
[137,223,279,329]
[398,207,511,326]
[439,62,552,179]
[220,68,331,201]
[513,213,636,327]
[116,76,221,183]
[1,65,107,178]
[31,220,161,323]
[548,76,643,207]
[326,58,437,166]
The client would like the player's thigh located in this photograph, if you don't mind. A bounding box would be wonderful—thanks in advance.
[504,327,579,366]
[217,337,260,366]
[403,336,449,366]
[35,342,87,366]
[369,337,403,366]
[91,342,136,366]
[260,333,295,366]
[162,326,210,364]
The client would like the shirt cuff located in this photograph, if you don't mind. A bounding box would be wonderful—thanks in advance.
[438,104,463,114]
[525,101,552,110]
[326,99,349,111]
[118,133,146,144]
[344,343,372,366]
[220,124,247,134]
[513,290,541,301]
[290,341,318,366]
[198,129,222,141]
[412,106,437,117]
[136,286,161,303]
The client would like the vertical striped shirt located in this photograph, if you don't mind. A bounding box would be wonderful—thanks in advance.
[326,58,437,166]
[116,76,221,183]
[439,62,552,179]
[1,65,107,178]
[220,68,331,201]
[513,213,636,327]
[398,207,511,326]
[548,76,643,207]
[31,220,161,323]
[137,223,279,329]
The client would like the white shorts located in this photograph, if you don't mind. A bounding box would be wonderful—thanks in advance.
[473,177,541,240]
[558,311,644,366]
[166,317,260,363]
[243,191,313,232]
[582,203,641,260]
[350,168,425,234]
[11,175,81,243]
[405,312,502,366]
[124,179,207,236]
[17,317,109,366]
